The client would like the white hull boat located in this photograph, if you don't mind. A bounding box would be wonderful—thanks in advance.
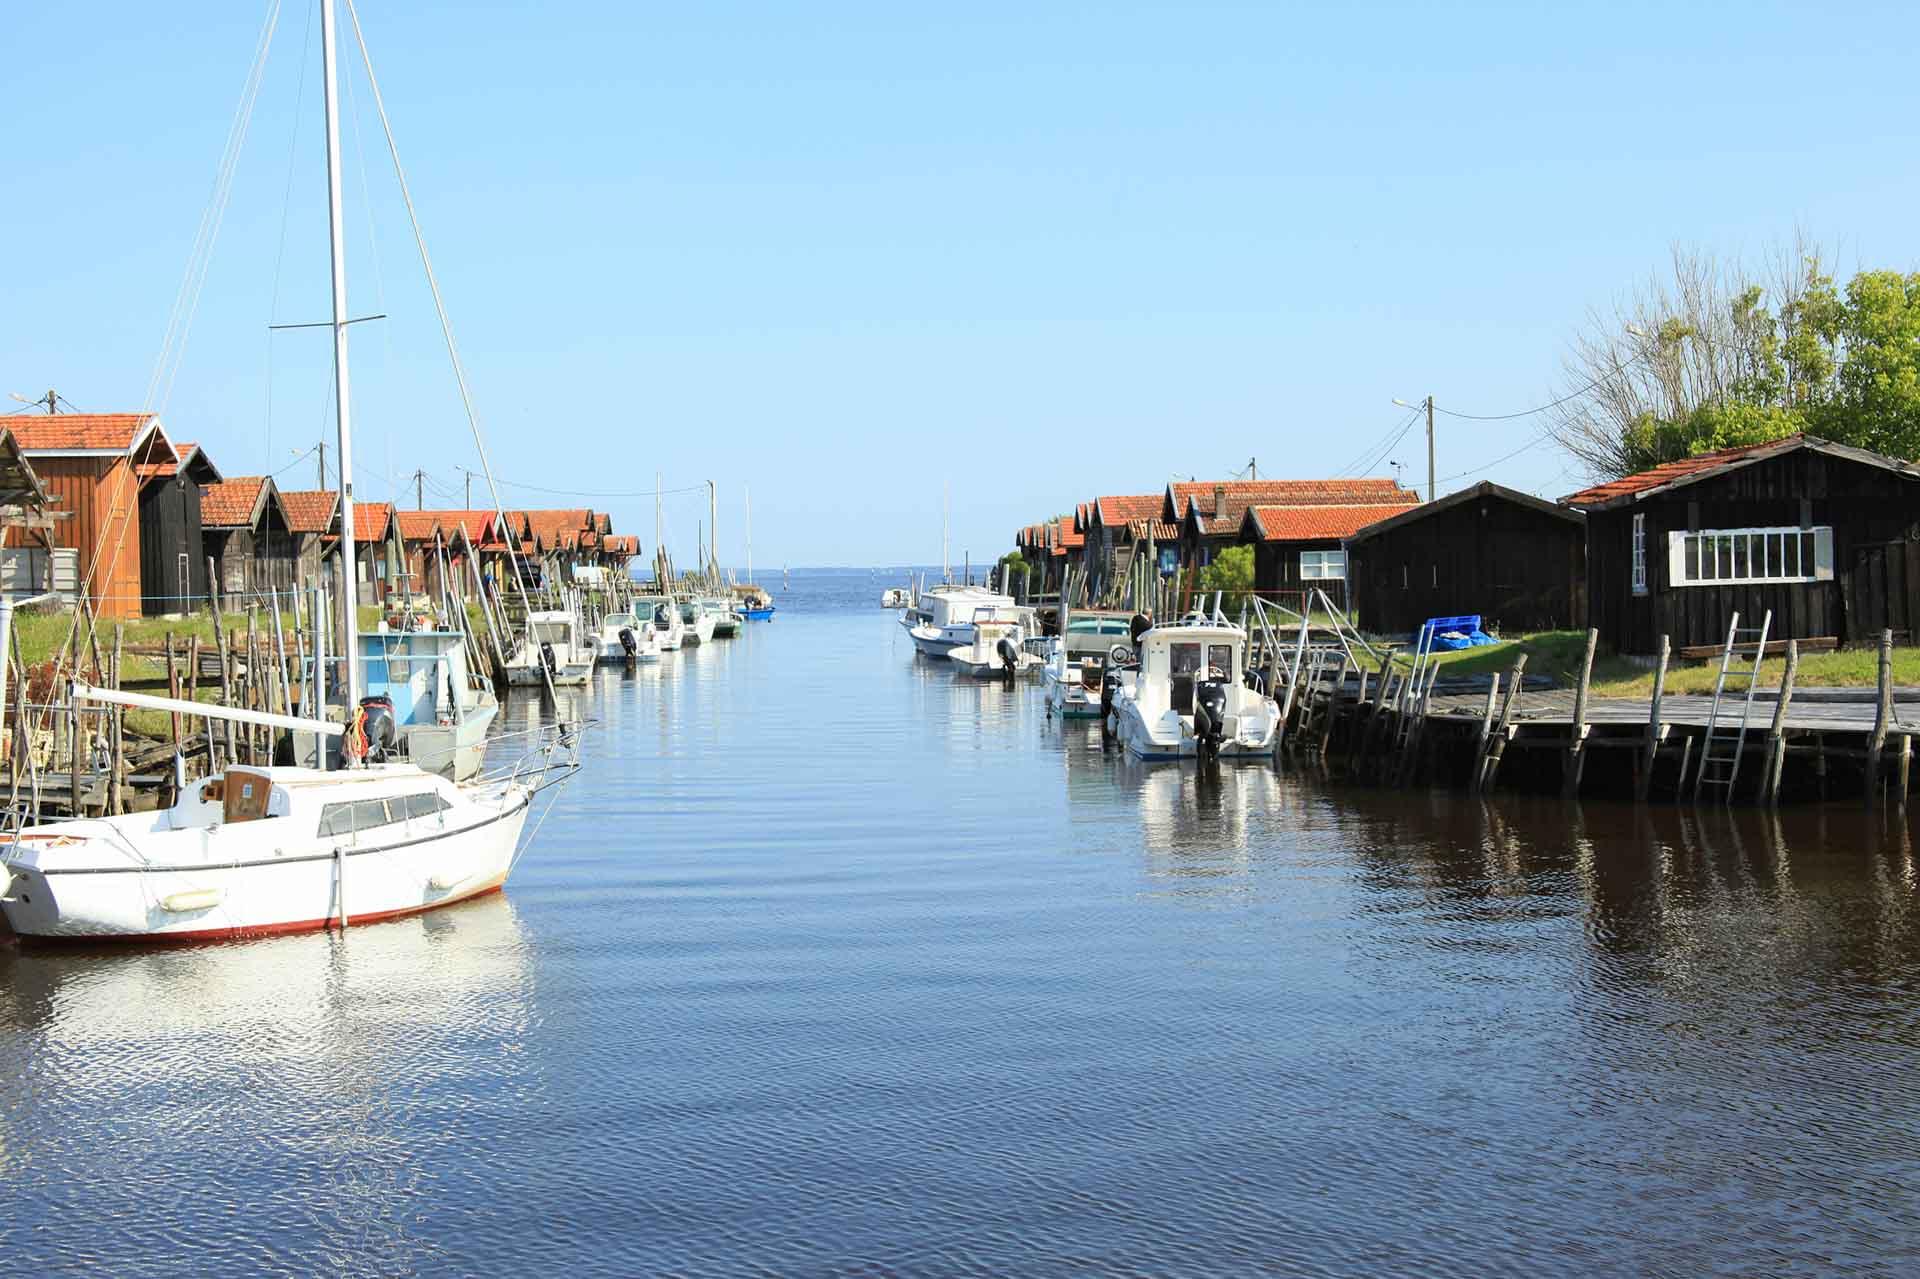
[594,612,661,662]
[946,618,1036,677]
[0,764,530,942]
[506,610,595,686]
[635,595,685,650]
[1105,612,1280,761]
[899,585,1016,659]
[679,601,719,645]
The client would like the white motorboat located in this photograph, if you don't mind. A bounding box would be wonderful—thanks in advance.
[594,610,661,662]
[636,594,685,650]
[946,611,1038,677]
[0,763,531,942]
[0,0,576,942]
[679,599,719,645]
[506,609,596,686]
[1105,610,1280,760]
[702,597,740,638]
[1043,611,1137,719]
[900,584,1016,658]
[881,587,910,608]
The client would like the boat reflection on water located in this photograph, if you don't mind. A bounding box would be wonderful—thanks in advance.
[0,893,539,1271]
[906,650,1044,742]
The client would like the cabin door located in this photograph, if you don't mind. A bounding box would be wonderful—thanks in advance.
[1847,539,1920,642]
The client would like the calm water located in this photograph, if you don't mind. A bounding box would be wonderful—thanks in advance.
[5,570,1920,1276]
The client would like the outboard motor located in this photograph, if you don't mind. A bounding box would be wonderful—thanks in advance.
[1130,613,1152,647]
[1192,679,1229,759]
[540,640,559,676]
[618,626,638,657]
[358,694,397,763]
[996,635,1020,681]
[1100,668,1123,737]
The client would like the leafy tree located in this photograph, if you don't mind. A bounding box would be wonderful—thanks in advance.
[1550,240,1920,477]
[1193,545,1254,612]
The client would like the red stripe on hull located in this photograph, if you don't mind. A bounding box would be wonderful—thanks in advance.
[4,878,508,948]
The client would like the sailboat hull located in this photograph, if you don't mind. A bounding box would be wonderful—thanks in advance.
[0,791,530,943]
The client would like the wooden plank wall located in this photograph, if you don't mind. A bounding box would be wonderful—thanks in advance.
[26,458,143,619]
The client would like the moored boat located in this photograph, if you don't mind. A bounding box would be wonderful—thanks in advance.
[1105,609,1279,760]
[900,584,1015,658]
[595,610,661,662]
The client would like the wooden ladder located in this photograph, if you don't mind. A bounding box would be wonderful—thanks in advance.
[1692,609,1772,802]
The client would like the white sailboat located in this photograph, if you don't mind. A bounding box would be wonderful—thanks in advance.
[0,0,573,942]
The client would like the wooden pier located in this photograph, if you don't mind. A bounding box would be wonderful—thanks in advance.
[1264,624,1918,810]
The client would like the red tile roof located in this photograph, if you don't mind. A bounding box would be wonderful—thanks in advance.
[349,502,393,542]
[1094,494,1163,527]
[508,508,594,552]
[278,489,339,535]
[201,477,268,528]
[1245,501,1422,542]
[1169,478,1417,532]
[8,413,159,452]
[1562,436,1800,509]
[1127,519,1179,541]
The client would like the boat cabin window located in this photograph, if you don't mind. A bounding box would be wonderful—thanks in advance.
[531,621,572,644]
[1169,642,1201,714]
[318,791,453,838]
[1207,644,1235,680]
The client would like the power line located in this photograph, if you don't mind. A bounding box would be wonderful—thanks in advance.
[1333,405,1422,479]
[489,477,714,499]
[1430,430,1556,485]
[1425,350,1653,422]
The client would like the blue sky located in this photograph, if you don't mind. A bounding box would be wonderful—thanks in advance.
[5,2,1918,566]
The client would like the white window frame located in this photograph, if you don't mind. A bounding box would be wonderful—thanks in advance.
[1664,526,1833,587]
[1300,549,1345,581]
[1631,513,1648,596]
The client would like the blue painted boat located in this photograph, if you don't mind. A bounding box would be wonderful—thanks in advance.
[735,603,776,621]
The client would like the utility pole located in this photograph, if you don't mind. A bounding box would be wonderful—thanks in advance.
[1425,395,1435,502]
[317,440,327,492]
[410,468,426,509]
[707,479,718,578]
[463,469,471,508]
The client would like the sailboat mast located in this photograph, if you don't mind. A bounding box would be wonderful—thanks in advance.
[319,0,361,716]
[655,471,663,586]
[942,481,950,583]
[745,486,753,585]
[708,479,718,580]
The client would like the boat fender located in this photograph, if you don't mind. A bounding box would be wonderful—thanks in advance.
[160,887,224,913]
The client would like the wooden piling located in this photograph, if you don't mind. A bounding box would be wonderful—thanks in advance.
[1318,653,1350,757]
[165,630,182,748]
[1478,653,1527,793]
[1867,628,1893,811]
[109,624,124,815]
[1761,640,1799,806]
[68,621,83,816]
[1635,635,1669,802]
[209,563,235,767]
[1562,628,1598,799]
[1470,674,1500,794]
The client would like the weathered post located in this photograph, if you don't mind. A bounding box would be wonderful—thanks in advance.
[165,630,182,748]
[67,622,84,815]
[1470,673,1501,795]
[1318,653,1351,757]
[1479,653,1528,793]
[1635,635,1670,802]
[1761,639,1799,806]
[1562,628,1598,799]
[109,624,124,815]
[1867,628,1893,811]
[209,561,235,766]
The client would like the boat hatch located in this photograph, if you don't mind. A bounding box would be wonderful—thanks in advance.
[220,767,277,824]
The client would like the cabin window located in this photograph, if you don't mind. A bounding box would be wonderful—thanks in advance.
[1631,514,1648,596]
[1169,643,1202,678]
[318,792,451,838]
[1665,526,1832,587]
[1300,550,1345,581]
[1206,644,1235,679]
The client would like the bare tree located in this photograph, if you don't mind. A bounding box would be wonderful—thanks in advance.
[1548,239,1832,480]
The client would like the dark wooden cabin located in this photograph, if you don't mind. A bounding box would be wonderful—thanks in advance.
[1344,481,1586,636]
[1564,434,1920,655]
[136,440,221,615]
[201,476,298,600]
[1234,495,1421,613]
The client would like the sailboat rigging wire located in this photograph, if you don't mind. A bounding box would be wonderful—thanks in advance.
[28,0,285,749]
[342,0,562,704]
